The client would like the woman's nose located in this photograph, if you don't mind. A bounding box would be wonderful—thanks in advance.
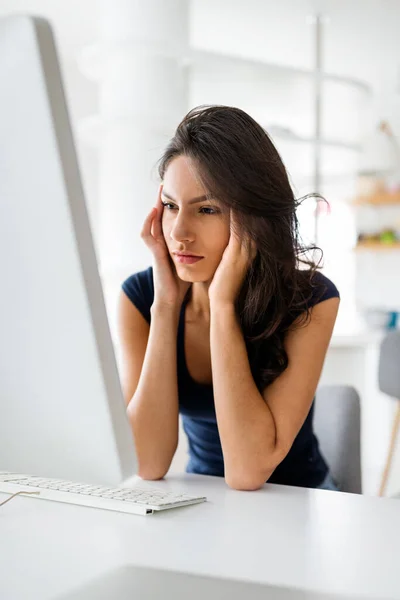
[169,215,195,244]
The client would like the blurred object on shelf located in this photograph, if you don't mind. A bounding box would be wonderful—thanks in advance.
[358,120,400,179]
[358,228,399,243]
[355,120,400,208]
[379,229,399,244]
[379,121,400,192]
[388,311,399,330]
[355,242,400,250]
[354,136,400,254]
[355,175,387,199]
[353,187,400,206]
[363,309,399,330]
[356,226,400,250]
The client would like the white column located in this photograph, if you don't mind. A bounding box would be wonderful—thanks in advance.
[78,0,189,331]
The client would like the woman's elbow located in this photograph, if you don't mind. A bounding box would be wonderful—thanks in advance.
[225,476,265,491]
[137,459,171,481]
[225,469,271,491]
[137,467,168,481]
[224,451,287,491]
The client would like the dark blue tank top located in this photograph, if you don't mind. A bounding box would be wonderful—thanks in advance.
[122,267,340,488]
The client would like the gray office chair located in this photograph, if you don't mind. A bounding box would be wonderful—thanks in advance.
[314,385,362,494]
[378,330,400,497]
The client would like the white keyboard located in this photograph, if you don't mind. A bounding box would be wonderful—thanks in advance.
[0,472,207,516]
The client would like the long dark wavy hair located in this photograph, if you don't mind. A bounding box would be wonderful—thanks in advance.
[158,105,326,391]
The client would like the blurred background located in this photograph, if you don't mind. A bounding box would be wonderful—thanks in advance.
[2,0,400,496]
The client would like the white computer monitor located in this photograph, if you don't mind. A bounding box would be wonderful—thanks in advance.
[0,15,137,486]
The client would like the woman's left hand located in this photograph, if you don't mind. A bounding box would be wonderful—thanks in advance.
[208,210,257,307]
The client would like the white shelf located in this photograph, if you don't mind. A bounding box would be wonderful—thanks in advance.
[187,47,370,173]
[267,127,361,152]
[79,43,372,98]
[78,44,370,160]
[78,32,371,190]
[185,49,372,96]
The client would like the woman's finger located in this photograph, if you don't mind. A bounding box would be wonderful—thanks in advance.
[141,207,156,241]
[152,189,164,240]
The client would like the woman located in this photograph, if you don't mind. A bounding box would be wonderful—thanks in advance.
[118,105,340,492]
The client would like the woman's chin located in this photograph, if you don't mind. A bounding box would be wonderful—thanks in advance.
[175,266,211,283]
[178,274,204,282]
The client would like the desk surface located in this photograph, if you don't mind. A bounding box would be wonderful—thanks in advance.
[1,474,399,600]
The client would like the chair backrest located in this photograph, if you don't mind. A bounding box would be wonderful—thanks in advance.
[313,385,362,494]
[378,330,400,400]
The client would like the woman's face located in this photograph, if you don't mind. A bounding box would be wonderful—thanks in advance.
[161,155,230,282]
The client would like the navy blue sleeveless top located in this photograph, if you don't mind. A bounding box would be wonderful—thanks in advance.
[122,267,339,488]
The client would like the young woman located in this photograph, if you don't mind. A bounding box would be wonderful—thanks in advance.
[118,105,340,492]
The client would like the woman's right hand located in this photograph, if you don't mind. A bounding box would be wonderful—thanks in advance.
[141,185,192,309]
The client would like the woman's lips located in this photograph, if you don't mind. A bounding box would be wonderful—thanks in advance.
[173,255,204,265]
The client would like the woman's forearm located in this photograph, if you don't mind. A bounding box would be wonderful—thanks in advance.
[127,303,180,479]
[210,303,279,489]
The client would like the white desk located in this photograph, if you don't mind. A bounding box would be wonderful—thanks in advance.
[1,474,400,600]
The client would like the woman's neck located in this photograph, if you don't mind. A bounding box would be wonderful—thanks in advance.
[186,281,211,322]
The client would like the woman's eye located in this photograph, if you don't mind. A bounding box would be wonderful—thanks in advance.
[161,202,218,215]
[199,207,218,215]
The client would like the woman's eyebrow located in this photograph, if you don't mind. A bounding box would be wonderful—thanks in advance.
[161,190,214,205]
